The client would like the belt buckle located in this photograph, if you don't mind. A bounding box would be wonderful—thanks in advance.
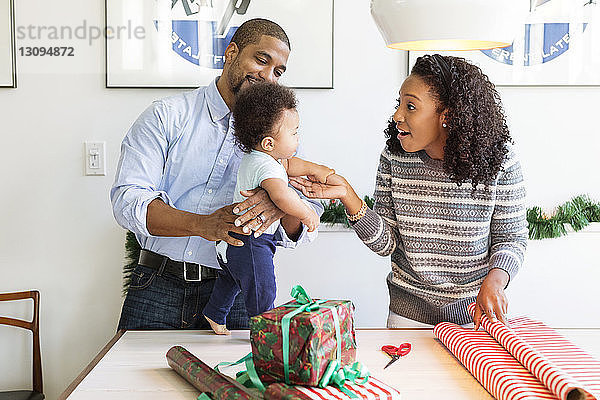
[183,262,202,282]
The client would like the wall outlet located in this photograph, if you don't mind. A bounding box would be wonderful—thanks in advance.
[84,141,106,176]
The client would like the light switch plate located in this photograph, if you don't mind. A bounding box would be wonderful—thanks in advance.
[84,141,106,176]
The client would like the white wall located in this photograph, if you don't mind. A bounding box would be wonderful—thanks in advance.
[498,86,600,327]
[0,1,599,400]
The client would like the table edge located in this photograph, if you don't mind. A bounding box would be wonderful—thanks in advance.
[58,329,126,400]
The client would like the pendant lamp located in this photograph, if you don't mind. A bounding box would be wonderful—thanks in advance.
[370,0,529,51]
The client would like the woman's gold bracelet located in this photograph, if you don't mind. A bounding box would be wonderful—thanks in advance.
[345,199,367,222]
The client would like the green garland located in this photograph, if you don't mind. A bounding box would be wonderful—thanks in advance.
[121,194,599,294]
[123,231,141,295]
[527,195,600,240]
[323,194,600,240]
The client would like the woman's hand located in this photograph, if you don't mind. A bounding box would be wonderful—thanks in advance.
[289,174,348,200]
[473,268,510,330]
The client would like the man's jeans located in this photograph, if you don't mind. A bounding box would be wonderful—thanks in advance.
[117,264,249,330]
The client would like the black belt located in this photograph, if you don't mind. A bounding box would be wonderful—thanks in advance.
[138,249,218,281]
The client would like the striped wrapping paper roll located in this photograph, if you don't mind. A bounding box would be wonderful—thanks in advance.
[265,377,402,400]
[507,317,600,398]
[435,322,556,399]
[470,304,600,400]
[433,305,600,400]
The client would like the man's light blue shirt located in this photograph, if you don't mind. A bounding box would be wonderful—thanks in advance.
[110,78,322,269]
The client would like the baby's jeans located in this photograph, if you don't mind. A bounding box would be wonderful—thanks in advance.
[203,232,277,324]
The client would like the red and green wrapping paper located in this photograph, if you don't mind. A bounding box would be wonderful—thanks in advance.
[166,345,263,400]
[250,286,357,387]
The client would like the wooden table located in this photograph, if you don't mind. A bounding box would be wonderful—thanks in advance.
[60,328,600,400]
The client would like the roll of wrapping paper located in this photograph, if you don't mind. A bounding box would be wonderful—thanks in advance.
[433,305,600,400]
[166,345,264,400]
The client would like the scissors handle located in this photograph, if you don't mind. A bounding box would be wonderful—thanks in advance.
[381,345,398,354]
[397,343,411,356]
[382,343,411,356]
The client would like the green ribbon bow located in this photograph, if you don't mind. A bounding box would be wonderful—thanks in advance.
[290,285,313,304]
[318,360,370,398]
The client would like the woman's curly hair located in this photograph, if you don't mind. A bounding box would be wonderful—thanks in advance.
[384,54,512,188]
[233,82,297,153]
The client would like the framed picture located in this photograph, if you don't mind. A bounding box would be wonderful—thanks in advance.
[106,0,334,89]
[408,3,600,86]
[0,0,16,88]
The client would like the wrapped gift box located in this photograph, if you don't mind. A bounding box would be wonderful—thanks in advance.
[250,297,357,386]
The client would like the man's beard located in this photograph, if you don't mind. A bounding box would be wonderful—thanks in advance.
[227,59,245,94]
[231,77,245,94]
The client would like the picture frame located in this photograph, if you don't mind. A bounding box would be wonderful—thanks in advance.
[0,0,16,88]
[408,3,600,86]
[105,0,334,89]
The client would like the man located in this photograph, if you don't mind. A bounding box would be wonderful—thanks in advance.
[111,18,322,330]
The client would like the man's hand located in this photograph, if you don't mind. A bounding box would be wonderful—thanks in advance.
[198,204,249,246]
[146,198,247,246]
[473,268,510,330]
[233,188,286,237]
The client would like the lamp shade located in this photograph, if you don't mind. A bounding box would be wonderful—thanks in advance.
[370,0,529,51]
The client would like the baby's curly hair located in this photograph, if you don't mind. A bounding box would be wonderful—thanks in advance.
[233,82,297,153]
[384,54,512,188]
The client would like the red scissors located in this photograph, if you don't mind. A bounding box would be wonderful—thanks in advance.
[381,343,411,369]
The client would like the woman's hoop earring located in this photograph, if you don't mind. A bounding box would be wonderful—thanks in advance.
[442,123,447,128]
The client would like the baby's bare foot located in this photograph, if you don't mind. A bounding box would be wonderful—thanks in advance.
[204,315,230,335]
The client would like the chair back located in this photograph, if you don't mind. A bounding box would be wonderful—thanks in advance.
[0,290,43,394]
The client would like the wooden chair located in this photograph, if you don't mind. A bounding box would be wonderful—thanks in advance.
[0,291,44,400]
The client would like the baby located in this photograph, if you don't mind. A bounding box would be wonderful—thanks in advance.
[202,82,333,334]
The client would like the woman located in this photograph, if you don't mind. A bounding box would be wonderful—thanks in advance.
[291,54,527,329]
